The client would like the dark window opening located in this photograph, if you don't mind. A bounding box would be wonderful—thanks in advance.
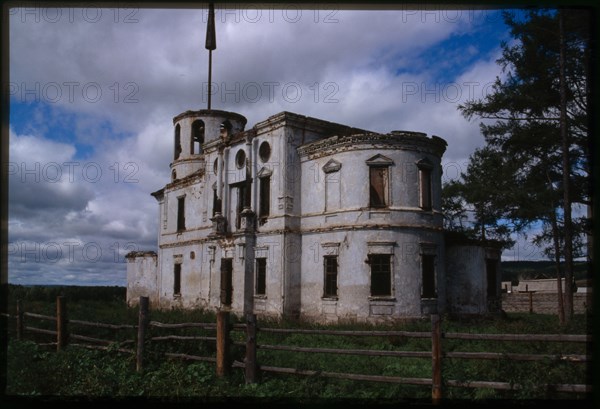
[420,168,432,210]
[212,187,222,216]
[324,256,338,297]
[421,254,436,298]
[220,258,233,306]
[259,175,271,223]
[369,254,391,296]
[220,120,232,139]
[486,259,498,297]
[369,166,388,208]
[191,120,205,155]
[174,124,182,160]
[236,149,246,169]
[259,141,271,162]
[177,196,186,231]
[173,263,181,296]
[256,258,267,295]
[235,183,249,229]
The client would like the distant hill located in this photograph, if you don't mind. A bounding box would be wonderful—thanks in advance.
[501,260,590,283]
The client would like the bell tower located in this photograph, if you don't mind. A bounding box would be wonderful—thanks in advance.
[170,3,246,181]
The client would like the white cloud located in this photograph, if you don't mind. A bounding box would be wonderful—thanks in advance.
[9,6,524,286]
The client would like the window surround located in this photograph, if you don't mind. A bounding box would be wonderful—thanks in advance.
[417,158,433,211]
[254,246,269,299]
[321,242,340,300]
[255,257,267,296]
[173,257,182,298]
[176,195,186,232]
[257,167,273,225]
[367,241,395,300]
[366,154,394,209]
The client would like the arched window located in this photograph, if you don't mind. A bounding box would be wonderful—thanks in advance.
[220,120,232,139]
[191,120,205,154]
[174,124,182,160]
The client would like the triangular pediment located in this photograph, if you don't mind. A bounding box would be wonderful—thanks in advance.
[365,154,394,166]
[322,159,342,173]
[257,167,273,178]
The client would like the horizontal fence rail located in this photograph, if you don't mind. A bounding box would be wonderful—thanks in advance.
[444,332,591,342]
[255,344,432,358]
[8,296,593,402]
[23,312,57,321]
[70,319,136,330]
[257,327,431,337]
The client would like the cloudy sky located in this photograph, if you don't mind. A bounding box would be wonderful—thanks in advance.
[8,4,548,286]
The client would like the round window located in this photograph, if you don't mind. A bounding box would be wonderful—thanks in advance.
[236,149,246,169]
[259,141,271,162]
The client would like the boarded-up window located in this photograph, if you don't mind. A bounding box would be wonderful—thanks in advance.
[324,256,338,297]
[421,254,436,298]
[173,263,181,296]
[174,124,181,160]
[323,160,342,212]
[259,175,270,222]
[369,166,388,208]
[486,259,498,297]
[220,258,233,305]
[177,196,186,231]
[256,258,267,295]
[370,254,391,296]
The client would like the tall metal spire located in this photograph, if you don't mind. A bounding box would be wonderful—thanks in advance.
[205,3,216,110]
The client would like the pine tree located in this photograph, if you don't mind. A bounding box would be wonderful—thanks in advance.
[453,9,591,323]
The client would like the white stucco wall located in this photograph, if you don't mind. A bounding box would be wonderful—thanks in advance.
[127,110,497,322]
[126,252,158,307]
[445,245,501,315]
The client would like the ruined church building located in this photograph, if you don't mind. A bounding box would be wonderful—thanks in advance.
[126,6,502,323]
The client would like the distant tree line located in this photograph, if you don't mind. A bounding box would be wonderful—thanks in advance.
[7,284,126,303]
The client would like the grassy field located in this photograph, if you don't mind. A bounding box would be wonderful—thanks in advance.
[3,285,594,405]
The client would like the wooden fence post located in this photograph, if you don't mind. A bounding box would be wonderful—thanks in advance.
[245,313,257,384]
[16,299,23,341]
[216,310,231,377]
[529,291,534,314]
[431,314,442,404]
[136,296,149,373]
[56,296,68,351]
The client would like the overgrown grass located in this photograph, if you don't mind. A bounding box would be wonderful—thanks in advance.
[3,285,593,404]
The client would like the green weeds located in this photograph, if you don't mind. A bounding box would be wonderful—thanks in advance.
[4,286,592,402]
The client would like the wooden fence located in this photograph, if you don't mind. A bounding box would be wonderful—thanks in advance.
[4,296,593,402]
[502,292,593,314]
